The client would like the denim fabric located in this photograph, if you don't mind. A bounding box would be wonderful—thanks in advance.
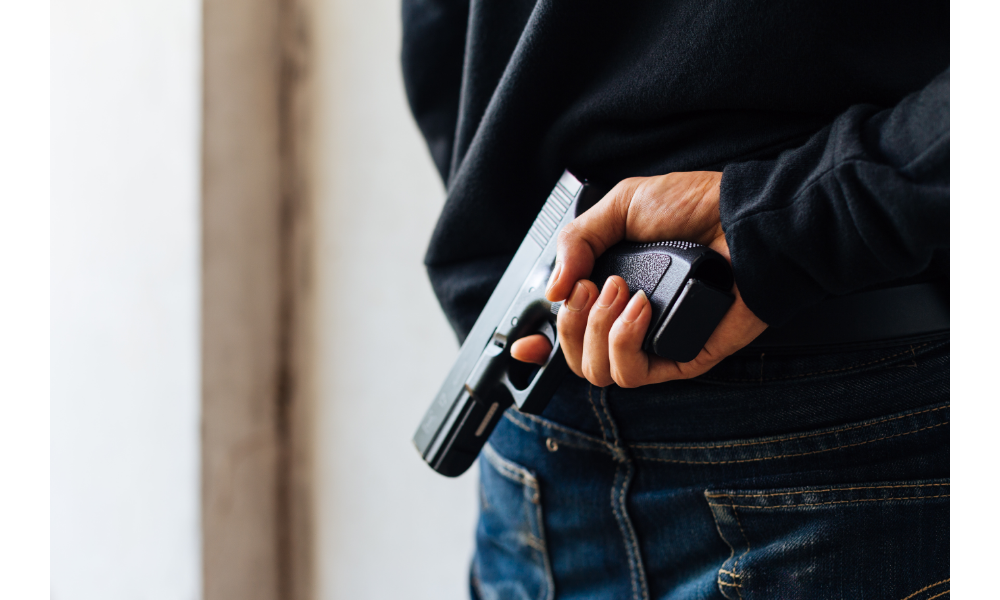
[470,338,949,600]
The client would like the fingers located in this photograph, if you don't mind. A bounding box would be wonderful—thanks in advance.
[509,334,553,366]
[545,179,641,302]
[604,291,722,388]
[557,285,767,388]
[555,280,599,376]
[541,171,743,388]
[606,286,769,387]
[544,172,725,304]
[580,276,630,387]
[606,290,654,388]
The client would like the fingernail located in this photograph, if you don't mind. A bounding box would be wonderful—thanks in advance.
[596,278,619,308]
[546,262,562,293]
[566,281,590,311]
[621,290,647,323]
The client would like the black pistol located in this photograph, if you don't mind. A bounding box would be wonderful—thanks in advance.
[413,171,735,477]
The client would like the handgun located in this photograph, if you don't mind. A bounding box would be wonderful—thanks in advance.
[413,171,735,477]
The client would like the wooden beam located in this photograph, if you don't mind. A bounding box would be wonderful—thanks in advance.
[201,0,314,598]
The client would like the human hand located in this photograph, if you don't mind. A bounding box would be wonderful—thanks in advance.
[509,172,767,387]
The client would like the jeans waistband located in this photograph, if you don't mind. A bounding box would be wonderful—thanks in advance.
[536,337,949,444]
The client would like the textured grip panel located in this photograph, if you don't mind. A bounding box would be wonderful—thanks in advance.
[591,251,672,297]
[624,240,699,251]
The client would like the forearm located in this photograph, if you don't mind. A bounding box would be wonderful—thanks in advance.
[720,69,950,326]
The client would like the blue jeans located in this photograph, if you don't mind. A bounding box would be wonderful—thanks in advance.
[471,338,949,600]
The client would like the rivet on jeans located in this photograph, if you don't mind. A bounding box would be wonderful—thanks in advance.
[546,438,559,452]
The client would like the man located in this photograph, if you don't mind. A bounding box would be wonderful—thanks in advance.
[403,1,949,598]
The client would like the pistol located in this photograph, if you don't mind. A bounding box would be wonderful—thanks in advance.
[413,171,735,477]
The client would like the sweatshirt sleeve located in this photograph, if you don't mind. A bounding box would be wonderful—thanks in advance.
[719,69,950,327]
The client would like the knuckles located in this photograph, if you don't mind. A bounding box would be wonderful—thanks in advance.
[674,352,719,380]
[580,362,613,388]
[610,366,643,389]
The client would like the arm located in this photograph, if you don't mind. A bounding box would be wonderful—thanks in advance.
[722,68,950,326]
[515,70,950,386]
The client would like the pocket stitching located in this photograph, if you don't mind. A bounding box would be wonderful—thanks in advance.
[479,442,555,600]
[503,410,533,432]
[482,442,537,489]
[708,494,750,600]
[534,492,555,600]
[706,482,949,499]
[899,578,950,600]
[729,497,750,600]
[707,494,950,510]
[505,410,615,454]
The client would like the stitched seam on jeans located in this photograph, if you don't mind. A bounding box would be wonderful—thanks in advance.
[503,411,533,432]
[630,405,948,450]
[622,466,641,600]
[510,411,612,450]
[600,387,622,448]
[705,483,950,499]
[623,462,649,600]
[610,464,640,600]
[900,579,950,600]
[482,443,537,487]
[729,497,749,600]
[532,488,556,600]
[635,421,948,465]
[707,500,739,600]
[924,591,950,600]
[699,343,931,382]
[523,534,546,552]
[707,494,950,509]
[596,389,630,462]
[588,383,610,443]
[604,400,647,600]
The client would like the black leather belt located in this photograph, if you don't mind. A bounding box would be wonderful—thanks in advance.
[743,281,950,353]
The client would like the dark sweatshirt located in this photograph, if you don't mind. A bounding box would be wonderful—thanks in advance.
[401,0,949,341]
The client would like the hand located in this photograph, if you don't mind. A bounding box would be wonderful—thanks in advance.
[509,172,768,387]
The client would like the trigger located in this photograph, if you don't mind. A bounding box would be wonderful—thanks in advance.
[537,320,556,346]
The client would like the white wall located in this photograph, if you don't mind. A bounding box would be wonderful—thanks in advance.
[313,1,479,598]
[51,2,202,599]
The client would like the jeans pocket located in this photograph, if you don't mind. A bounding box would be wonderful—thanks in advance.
[472,442,554,600]
[705,480,949,600]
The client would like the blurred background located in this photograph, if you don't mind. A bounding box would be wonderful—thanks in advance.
[51,0,478,599]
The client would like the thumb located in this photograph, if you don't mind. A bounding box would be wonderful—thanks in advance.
[545,178,641,301]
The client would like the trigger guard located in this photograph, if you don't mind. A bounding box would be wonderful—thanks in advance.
[537,319,556,346]
[501,335,561,396]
